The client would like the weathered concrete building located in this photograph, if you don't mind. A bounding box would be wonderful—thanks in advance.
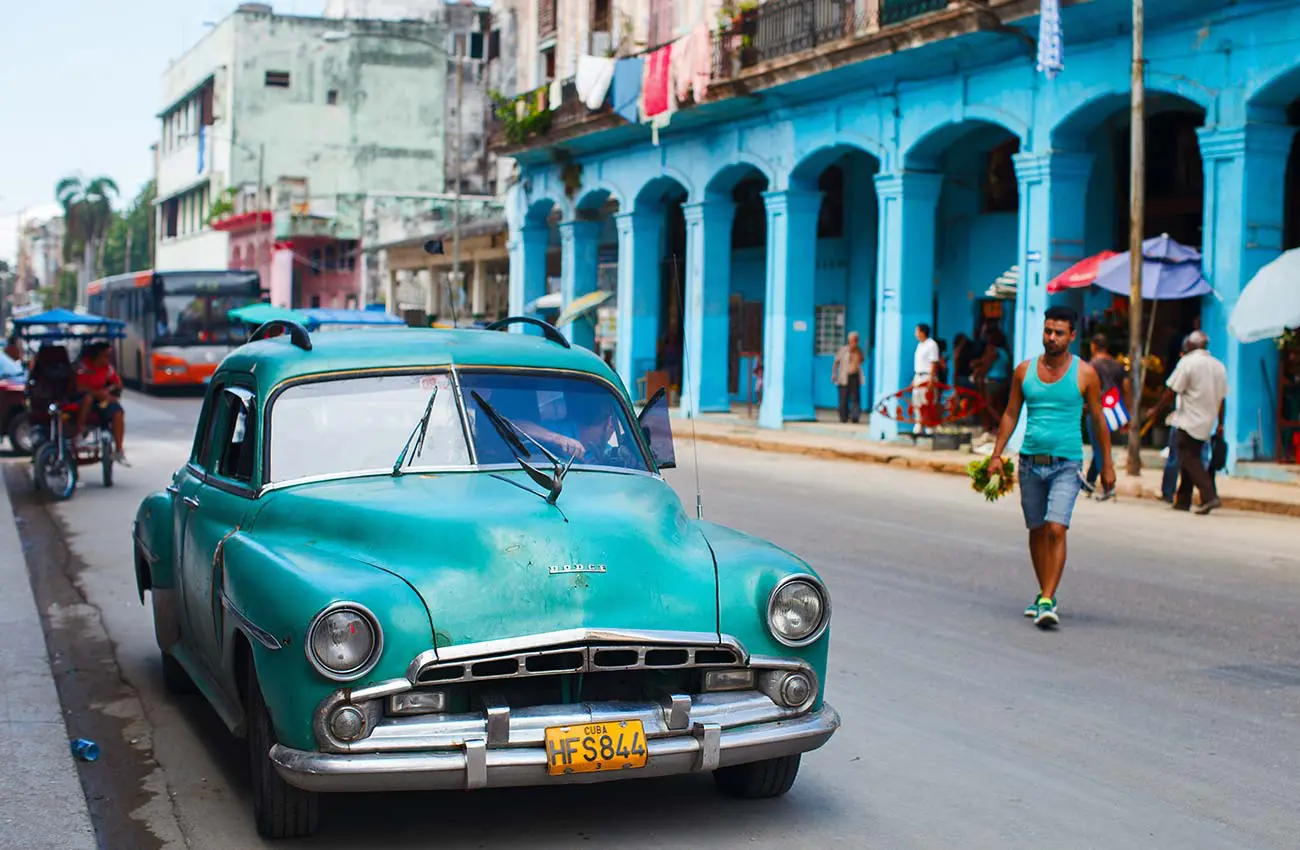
[12,210,64,309]
[493,0,1300,469]
[153,2,448,308]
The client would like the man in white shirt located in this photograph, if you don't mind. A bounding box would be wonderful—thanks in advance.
[1145,330,1227,514]
[912,323,940,435]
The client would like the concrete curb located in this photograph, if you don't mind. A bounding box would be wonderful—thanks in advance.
[681,426,1300,519]
[0,476,97,849]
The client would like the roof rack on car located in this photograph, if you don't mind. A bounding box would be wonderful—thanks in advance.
[484,316,571,349]
[249,320,313,351]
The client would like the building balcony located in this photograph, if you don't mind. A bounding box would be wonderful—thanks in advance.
[489,0,1034,157]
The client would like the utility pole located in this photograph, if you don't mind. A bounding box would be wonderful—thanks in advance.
[1126,0,1146,477]
[124,226,132,273]
[451,35,464,326]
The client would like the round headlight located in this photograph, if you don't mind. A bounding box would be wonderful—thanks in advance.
[306,603,382,681]
[767,576,829,647]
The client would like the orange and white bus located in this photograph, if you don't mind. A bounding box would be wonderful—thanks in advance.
[87,269,263,390]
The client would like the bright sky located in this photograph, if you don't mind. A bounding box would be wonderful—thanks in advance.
[0,0,314,264]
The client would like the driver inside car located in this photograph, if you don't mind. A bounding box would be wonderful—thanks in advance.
[74,343,128,466]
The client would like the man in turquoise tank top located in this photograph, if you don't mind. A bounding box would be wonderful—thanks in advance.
[988,306,1115,629]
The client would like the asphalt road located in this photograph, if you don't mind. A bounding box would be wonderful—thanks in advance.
[6,390,1300,849]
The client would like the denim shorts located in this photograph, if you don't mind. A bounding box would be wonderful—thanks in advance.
[1018,455,1083,529]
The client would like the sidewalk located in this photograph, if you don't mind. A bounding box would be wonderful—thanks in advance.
[0,482,96,849]
[671,409,1300,518]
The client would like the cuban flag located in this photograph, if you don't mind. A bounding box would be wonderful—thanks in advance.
[1101,386,1129,432]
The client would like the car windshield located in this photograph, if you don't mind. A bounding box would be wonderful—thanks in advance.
[267,370,650,483]
[0,353,22,379]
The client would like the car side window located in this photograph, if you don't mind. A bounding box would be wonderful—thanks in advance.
[192,382,225,470]
[214,387,256,485]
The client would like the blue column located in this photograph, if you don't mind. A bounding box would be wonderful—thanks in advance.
[559,219,601,349]
[1012,152,1094,363]
[614,210,662,399]
[683,199,735,415]
[759,189,822,429]
[509,221,549,325]
[844,158,879,381]
[1198,123,1295,465]
[869,171,943,439]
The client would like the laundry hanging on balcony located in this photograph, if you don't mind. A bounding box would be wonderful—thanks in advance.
[1037,0,1064,79]
[548,78,563,111]
[611,56,644,123]
[576,55,616,110]
[672,20,713,104]
[641,43,674,119]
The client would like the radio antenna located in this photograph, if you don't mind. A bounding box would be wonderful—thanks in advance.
[667,253,703,520]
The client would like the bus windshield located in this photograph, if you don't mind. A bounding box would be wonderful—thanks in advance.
[155,293,249,346]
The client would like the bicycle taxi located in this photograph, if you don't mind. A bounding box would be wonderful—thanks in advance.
[13,308,127,499]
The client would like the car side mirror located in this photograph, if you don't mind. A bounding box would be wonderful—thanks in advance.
[636,387,676,470]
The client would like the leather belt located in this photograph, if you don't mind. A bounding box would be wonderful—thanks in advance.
[1020,453,1070,465]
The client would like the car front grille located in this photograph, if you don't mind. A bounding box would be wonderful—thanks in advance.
[414,642,743,686]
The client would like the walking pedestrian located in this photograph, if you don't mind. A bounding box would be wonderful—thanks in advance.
[1083,334,1130,500]
[911,323,940,435]
[1144,330,1227,514]
[987,306,1115,629]
[832,331,865,423]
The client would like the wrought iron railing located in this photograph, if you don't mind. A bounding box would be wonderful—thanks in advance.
[713,0,882,78]
[880,0,949,27]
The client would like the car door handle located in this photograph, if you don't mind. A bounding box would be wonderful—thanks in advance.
[166,485,180,495]
[182,496,201,509]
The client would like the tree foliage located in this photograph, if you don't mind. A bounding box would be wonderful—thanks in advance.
[102,180,157,275]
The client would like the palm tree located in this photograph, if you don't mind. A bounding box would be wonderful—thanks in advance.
[56,174,119,306]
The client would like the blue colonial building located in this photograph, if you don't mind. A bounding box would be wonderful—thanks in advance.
[491,0,1300,467]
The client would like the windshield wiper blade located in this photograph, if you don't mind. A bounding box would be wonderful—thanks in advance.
[392,385,439,476]
[469,391,573,505]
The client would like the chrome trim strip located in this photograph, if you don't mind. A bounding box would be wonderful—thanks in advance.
[766,573,832,648]
[220,591,283,651]
[464,738,487,790]
[449,364,479,467]
[407,629,745,676]
[483,696,510,746]
[304,601,385,682]
[257,463,661,495]
[272,704,840,793]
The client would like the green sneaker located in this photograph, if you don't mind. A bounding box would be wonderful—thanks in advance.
[1034,597,1060,628]
[1024,598,1041,618]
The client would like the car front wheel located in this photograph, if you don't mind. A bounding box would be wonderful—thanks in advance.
[245,663,319,839]
[713,754,802,799]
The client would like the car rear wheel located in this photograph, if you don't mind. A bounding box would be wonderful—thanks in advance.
[7,411,33,454]
[246,662,319,839]
[160,652,196,695]
[713,754,802,799]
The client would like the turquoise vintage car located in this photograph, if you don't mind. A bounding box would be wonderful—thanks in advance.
[132,317,838,839]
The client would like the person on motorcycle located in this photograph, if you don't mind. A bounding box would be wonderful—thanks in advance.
[74,342,129,466]
[4,334,22,365]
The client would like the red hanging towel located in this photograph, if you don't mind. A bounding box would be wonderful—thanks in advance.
[642,43,673,118]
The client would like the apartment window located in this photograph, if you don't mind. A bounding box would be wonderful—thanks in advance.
[649,0,675,47]
[163,199,178,239]
[469,32,484,60]
[539,0,557,40]
[541,47,556,83]
[199,79,215,126]
[592,0,610,32]
[310,248,323,275]
[327,89,339,105]
[265,70,291,88]
[488,28,500,61]
[814,305,847,356]
[324,243,338,271]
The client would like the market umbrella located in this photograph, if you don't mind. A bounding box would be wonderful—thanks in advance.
[1092,234,1212,300]
[228,303,300,326]
[1228,247,1300,343]
[554,290,613,328]
[1046,250,1118,294]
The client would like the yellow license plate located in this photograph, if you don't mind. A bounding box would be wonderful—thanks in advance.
[544,720,648,776]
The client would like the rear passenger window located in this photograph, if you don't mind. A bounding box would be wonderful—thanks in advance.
[215,388,256,484]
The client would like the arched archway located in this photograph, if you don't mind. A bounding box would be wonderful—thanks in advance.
[614,176,688,400]
[696,162,771,416]
[511,197,562,325]
[560,188,621,354]
[1052,90,1208,451]
[789,143,882,421]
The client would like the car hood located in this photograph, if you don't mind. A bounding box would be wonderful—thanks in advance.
[251,470,720,651]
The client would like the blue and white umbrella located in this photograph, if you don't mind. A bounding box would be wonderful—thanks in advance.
[1037,0,1064,80]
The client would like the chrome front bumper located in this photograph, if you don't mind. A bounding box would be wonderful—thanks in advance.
[270,702,839,793]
